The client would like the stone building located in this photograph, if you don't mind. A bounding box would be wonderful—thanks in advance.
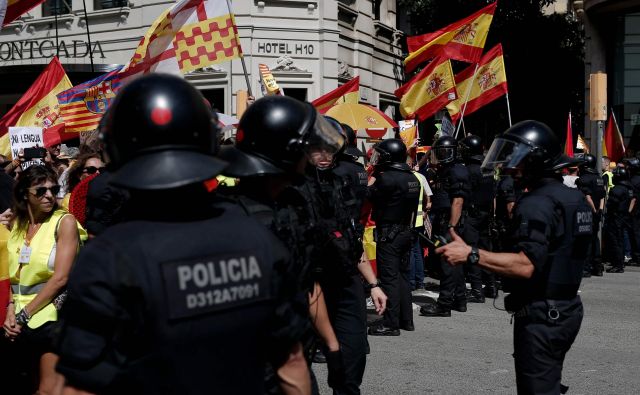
[0,0,405,138]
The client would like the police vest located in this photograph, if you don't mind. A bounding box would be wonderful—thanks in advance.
[8,209,87,328]
[412,171,425,228]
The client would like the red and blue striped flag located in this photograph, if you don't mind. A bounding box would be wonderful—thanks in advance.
[57,68,122,132]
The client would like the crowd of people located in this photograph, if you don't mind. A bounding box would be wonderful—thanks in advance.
[0,74,634,394]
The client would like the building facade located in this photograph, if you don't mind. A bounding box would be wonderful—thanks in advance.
[0,0,404,138]
[574,0,640,151]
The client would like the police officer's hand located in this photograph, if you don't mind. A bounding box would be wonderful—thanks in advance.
[370,287,387,315]
[325,350,346,389]
[3,305,21,340]
[436,229,471,265]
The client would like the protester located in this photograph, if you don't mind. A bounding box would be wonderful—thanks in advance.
[62,151,105,209]
[563,166,579,188]
[1,165,86,394]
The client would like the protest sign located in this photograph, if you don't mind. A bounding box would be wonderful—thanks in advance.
[9,126,44,169]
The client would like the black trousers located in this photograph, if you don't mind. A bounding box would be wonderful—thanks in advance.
[463,212,494,293]
[432,216,466,307]
[376,228,414,329]
[604,214,625,268]
[585,211,602,273]
[513,297,583,395]
[323,275,368,395]
[630,211,640,262]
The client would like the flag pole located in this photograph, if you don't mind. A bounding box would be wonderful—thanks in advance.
[455,63,480,138]
[224,0,253,97]
[54,11,59,57]
[505,92,513,127]
[81,0,94,72]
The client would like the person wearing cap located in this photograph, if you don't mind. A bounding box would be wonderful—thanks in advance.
[436,121,592,394]
[54,75,310,395]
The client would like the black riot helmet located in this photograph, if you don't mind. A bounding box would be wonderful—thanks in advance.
[459,134,483,161]
[482,120,578,175]
[219,96,344,177]
[430,135,458,165]
[622,157,640,174]
[370,138,410,171]
[100,74,226,190]
[581,153,597,170]
[612,166,630,184]
[340,123,364,158]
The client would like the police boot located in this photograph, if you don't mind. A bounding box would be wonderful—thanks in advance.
[368,324,400,336]
[452,299,467,312]
[484,286,498,299]
[467,289,485,303]
[606,266,625,273]
[419,302,451,317]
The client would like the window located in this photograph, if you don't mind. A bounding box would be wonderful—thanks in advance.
[94,0,129,10]
[43,0,72,16]
[200,88,225,114]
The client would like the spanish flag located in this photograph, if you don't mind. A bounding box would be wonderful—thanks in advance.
[395,57,457,122]
[404,2,497,73]
[1,0,45,26]
[312,76,360,114]
[446,44,508,124]
[0,226,10,324]
[603,110,625,162]
[0,57,72,157]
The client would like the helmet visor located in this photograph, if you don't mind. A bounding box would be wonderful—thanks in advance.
[481,138,532,174]
[430,146,456,165]
[303,113,345,155]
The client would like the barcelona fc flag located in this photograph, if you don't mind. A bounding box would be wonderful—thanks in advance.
[57,68,122,132]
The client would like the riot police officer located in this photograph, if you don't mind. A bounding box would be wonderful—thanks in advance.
[604,166,635,273]
[54,75,310,394]
[576,154,607,276]
[622,157,640,265]
[459,135,495,302]
[367,139,420,336]
[420,135,470,317]
[436,120,591,394]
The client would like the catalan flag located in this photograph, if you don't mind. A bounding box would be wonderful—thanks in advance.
[1,0,46,26]
[259,63,283,96]
[394,57,457,122]
[123,0,243,79]
[603,110,625,162]
[0,57,71,157]
[312,76,360,114]
[57,68,122,132]
[404,2,497,72]
[446,44,508,124]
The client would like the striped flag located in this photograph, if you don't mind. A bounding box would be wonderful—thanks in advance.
[312,76,360,114]
[395,57,457,122]
[404,2,497,72]
[123,0,243,79]
[1,0,46,27]
[57,68,122,132]
[0,57,72,157]
[446,44,508,124]
[259,63,283,96]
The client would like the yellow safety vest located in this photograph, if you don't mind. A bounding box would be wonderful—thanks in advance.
[412,171,424,228]
[7,209,87,329]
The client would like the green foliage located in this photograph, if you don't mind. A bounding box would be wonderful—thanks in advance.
[399,0,584,143]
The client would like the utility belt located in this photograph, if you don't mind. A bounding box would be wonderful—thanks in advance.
[468,205,491,218]
[374,224,412,243]
[504,284,580,314]
[432,210,467,230]
[509,297,581,325]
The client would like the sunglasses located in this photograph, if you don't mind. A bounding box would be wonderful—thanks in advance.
[29,185,61,198]
[82,166,105,175]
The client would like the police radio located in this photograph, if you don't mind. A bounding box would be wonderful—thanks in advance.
[417,232,448,248]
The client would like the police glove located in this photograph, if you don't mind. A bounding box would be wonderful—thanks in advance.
[326,349,346,389]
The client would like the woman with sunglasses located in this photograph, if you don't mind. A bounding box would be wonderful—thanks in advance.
[2,165,87,394]
[61,152,105,209]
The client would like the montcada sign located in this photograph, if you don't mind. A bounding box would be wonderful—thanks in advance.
[0,39,106,60]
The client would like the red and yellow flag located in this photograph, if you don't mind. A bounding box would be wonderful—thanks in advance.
[1,0,46,26]
[603,110,625,162]
[404,2,497,72]
[0,57,72,157]
[395,57,457,122]
[259,64,283,96]
[312,76,360,114]
[123,0,243,78]
[446,44,508,123]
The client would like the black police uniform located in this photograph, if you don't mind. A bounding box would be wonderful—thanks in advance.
[463,159,496,300]
[430,162,471,309]
[504,177,591,394]
[576,169,606,275]
[85,171,129,236]
[298,167,367,395]
[628,173,640,264]
[603,180,634,271]
[55,202,306,394]
[369,167,420,329]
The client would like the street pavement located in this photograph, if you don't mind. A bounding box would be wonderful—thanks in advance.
[314,267,640,394]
